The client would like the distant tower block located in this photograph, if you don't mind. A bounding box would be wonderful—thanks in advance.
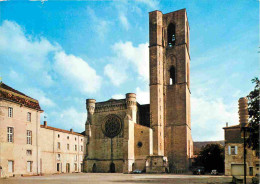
[238,97,249,126]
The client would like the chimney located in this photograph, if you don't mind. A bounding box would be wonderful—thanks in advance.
[44,121,47,128]
[238,97,249,127]
[226,122,228,127]
[70,128,73,133]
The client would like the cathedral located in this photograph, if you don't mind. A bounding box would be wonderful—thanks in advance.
[84,9,193,173]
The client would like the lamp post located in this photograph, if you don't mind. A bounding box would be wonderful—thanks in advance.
[238,97,249,184]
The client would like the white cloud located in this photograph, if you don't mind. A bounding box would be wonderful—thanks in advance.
[119,14,130,30]
[113,41,149,81]
[0,20,101,94]
[136,87,149,104]
[136,0,159,9]
[9,69,20,80]
[0,20,58,87]
[25,88,56,108]
[87,7,111,40]
[0,20,59,70]
[104,41,149,86]
[54,51,102,94]
[54,107,87,132]
[104,63,127,86]
[112,94,125,99]
[191,95,238,141]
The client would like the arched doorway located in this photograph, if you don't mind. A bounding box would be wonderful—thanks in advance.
[169,163,174,173]
[92,163,96,173]
[110,162,115,173]
[132,163,135,171]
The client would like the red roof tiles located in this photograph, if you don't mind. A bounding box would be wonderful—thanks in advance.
[0,82,42,111]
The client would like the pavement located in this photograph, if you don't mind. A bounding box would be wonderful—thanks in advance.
[0,173,233,184]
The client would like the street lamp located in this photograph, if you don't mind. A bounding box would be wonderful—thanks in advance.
[238,97,249,184]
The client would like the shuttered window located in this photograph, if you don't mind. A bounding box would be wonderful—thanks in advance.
[235,146,238,154]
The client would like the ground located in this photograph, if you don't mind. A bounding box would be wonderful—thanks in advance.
[0,173,233,184]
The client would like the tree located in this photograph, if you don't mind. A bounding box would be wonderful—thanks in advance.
[246,77,260,152]
[194,144,224,173]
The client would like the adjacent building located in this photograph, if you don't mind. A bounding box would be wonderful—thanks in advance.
[0,82,86,178]
[39,122,86,174]
[0,82,42,177]
[223,124,259,176]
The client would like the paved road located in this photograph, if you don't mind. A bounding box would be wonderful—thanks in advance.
[0,173,232,184]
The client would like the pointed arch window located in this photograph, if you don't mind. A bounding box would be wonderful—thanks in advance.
[167,23,176,47]
[170,66,176,85]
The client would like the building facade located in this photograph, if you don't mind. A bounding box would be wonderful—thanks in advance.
[223,125,259,176]
[0,82,42,177]
[84,9,193,174]
[39,122,86,174]
[0,82,86,178]
[84,94,153,173]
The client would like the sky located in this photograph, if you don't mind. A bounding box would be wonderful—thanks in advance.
[0,0,258,141]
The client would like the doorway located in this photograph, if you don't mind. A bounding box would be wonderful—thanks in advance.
[110,162,115,173]
[66,163,70,173]
[249,167,253,176]
[132,163,135,172]
[92,163,97,173]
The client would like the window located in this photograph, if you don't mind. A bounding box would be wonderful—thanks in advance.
[27,161,32,172]
[7,127,14,143]
[57,154,61,161]
[26,150,32,155]
[57,142,61,149]
[75,137,77,141]
[81,145,83,152]
[74,155,77,161]
[67,144,70,150]
[8,160,14,173]
[167,23,176,47]
[8,107,13,117]
[75,145,77,151]
[137,142,143,148]
[58,134,60,138]
[170,66,176,85]
[27,112,31,122]
[228,146,238,155]
[80,155,83,162]
[27,130,32,145]
[81,138,83,142]
[67,136,69,140]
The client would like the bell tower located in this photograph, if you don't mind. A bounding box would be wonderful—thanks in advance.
[149,9,193,173]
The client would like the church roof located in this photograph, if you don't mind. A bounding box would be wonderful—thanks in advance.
[0,82,42,111]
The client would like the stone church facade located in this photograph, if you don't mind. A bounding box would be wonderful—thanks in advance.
[84,9,193,173]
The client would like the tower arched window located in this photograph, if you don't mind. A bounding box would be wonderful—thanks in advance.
[167,23,176,47]
[170,66,176,85]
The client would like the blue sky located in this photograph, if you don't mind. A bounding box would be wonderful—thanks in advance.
[0,0,258,141]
